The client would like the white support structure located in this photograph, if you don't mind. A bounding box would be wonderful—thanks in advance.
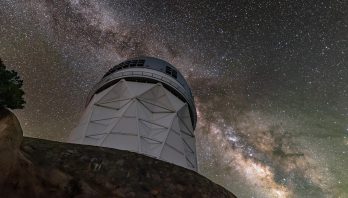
[70,79,197,170]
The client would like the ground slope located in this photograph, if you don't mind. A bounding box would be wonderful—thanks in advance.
[0,109,236,197]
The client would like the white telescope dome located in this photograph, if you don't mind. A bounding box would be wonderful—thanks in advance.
[69,57,198,170]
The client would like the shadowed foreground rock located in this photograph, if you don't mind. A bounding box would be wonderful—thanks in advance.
[0,110,236,198]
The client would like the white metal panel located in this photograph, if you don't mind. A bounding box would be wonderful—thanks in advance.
[84,134,106,145]
[140,138,162,157]
[97,100,130,110]
[112,117,138,135]
[125,81,155,96]
[86,122,108,136]
[139,101,173,113]
[164,89,186,110]
[165,130,184,152]
[100,79,133,102]
[160,144,187,166]
[138,84,175,112]
[152,113,176,127]
[103,134,138,152]
[91,105,118,121]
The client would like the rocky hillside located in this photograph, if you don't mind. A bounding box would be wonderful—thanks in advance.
[0,108,236,198]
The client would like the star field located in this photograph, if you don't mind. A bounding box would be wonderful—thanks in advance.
[0,0,347,197]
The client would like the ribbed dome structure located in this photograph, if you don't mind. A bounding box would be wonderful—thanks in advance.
[69,57,198,170]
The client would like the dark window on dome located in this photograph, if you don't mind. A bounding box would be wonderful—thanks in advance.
[137,59,145,66]
[166,66,172,74]
[172,69,177,78]
[130,60,137,67]
[165,66,177,79]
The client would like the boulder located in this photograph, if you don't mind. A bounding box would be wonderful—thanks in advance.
[0,108,23,185]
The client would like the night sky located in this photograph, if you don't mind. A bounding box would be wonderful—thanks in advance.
[0,0,347,197]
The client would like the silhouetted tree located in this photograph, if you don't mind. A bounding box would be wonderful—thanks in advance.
[0,59,25,110]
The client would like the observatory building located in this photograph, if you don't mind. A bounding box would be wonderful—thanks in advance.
[69,57,197,170]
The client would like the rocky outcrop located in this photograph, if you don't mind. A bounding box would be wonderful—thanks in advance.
[0,108,23,185]
[0,109,236,197]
